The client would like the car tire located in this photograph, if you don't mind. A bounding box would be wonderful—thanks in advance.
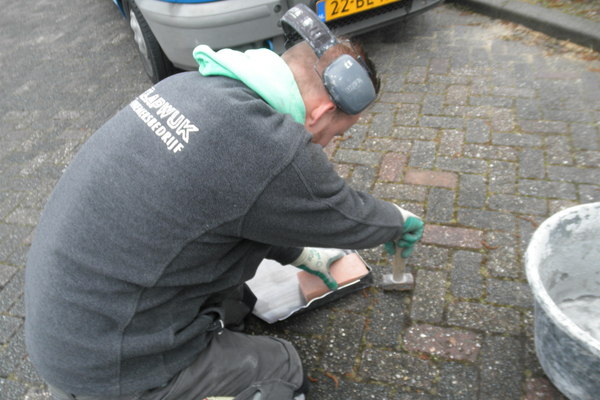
[127,0,174,82]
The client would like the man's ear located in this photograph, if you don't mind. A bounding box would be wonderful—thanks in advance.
[305,99,336,129]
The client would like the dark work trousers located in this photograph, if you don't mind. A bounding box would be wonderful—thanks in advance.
[47,285,307,400]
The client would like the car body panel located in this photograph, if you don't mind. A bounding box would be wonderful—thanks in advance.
[116,0,444,74]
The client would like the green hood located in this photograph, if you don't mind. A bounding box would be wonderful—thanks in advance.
[193,45,306,125]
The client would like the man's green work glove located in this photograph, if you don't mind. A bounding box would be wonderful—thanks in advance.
[291,247,345,291]
[384,205,425,258]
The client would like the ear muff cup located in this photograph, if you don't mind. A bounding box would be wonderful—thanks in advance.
[322,54,376,115]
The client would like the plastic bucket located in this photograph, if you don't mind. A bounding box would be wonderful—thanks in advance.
[525,202,600,400]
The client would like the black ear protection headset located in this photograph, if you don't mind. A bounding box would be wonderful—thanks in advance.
[280,4,377,115]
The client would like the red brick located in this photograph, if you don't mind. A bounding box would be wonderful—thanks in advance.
[404,169,458,189]
[378,152,406,182]
[422,225,483,249]
[404,324,482,362]
[297,253,369,302]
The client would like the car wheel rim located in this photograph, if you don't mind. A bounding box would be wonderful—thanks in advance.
[129,9,154,76]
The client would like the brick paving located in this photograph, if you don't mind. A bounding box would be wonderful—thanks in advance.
[1,0,599,399]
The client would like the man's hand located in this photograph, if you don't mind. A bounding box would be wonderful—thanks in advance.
[384,205,424,258]
[292,248,345,290]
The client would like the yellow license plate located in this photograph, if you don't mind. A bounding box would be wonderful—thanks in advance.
[316,0,401,22]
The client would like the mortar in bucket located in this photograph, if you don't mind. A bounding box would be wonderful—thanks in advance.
[525,202,600,400]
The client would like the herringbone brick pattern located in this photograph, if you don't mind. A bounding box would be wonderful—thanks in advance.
[1,1,598,399]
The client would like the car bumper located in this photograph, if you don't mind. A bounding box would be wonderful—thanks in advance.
[137,0,443,71]
[136,0,287,70]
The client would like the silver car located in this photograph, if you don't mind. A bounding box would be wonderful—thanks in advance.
[113,0,444,82]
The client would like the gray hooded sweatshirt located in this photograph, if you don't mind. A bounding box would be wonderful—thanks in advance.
[25,49,403,396]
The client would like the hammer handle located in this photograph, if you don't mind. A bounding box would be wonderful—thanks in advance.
[392,250,406,281]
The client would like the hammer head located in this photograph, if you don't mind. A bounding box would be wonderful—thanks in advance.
[381,272,414,291]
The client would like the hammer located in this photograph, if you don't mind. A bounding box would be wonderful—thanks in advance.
[381,249,414,291]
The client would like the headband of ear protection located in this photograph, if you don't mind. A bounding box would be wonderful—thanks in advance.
[280,4,376,115]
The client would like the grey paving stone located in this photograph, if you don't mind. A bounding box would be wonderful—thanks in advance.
[393,391,435,400]
[373,183,428,202]
[579,184,600,203]
[469,95,513,108]
[549,200,580,216]
[0,331,27,378]
[320,313,366,375]
[451,251,484,299]
[0,264,17,287]
[340,124,368,149]
[367,291,411,348]
[458,174,486,208]
[427,188,454,223]
[422,94,445,115]
[463,143,518,161]
[515,98,543,120]
[518,180,577,200]
[404,83,447,94]
[349,165,377,192]
[487,278,534,308]
[420,116,464,130]
[0,316,22,345]
[519,148,545,179]
[447,302,521,334]
[479,335,524,400]
[23,387,52,400]
[309,378,391,400]
[0,377,28,400]
[409,141,437,169]
[518,217,540,255]
[491,108,515,132]
[410,269,447,324]
[437,362,479,400]
[439,130,464,157]
[544,136,573,165]
[5,245,29,268]
[0,269,24,313]
[370,110,398,137]
[390,127,439,141]
[575,150,600,168]
[488,193,547,215]
[5,208,41,227]
[436,156,488,174]
[360,349,438,390]
[408,244,450,270]
[484,231,523,279]
[457,208,517,232]
[547,165,600,184]
[334,149,382,166]
[14,357,44,386]
[571,123,599,151]
[520,120,568,134]
[0,226,32,263]
[492,132,543,147]
[492,86,535,99]
[489,161,518,194]
[395,103,420,127]
[466,112,493,140]
[9,295,25,318]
